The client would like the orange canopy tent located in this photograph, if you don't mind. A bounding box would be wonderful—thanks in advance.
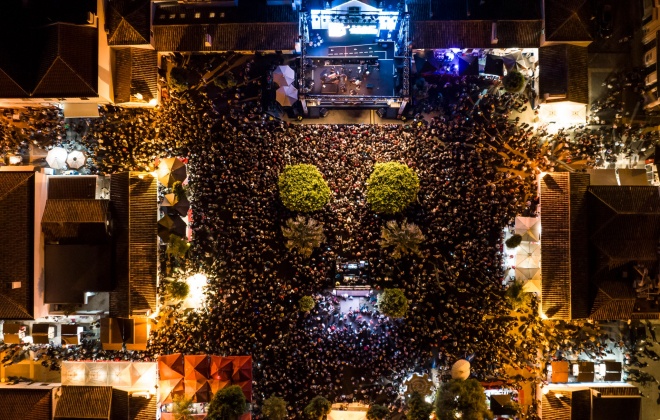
[184,378,212,402]
[185,355,210,381]
[210,356,233,381]
[159,353,185,380]
[159,378,185,403]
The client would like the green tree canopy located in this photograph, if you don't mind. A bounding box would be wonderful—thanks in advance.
[504,234,522,249]
[406,391,433,420]
[304,395,332,420]
[367,404,389,420]
[435,379,493,420]
[378,288,409,318]
[166,280,190,301]
[168,66,200,92]
[298,295,316,312]
[167,235,191,264]
[172,395,195,420]
[278,164,331,212]
[366,162,420,214]
[281,216,326,258]
[505,280,532,311]
[262,395,288,420]
[502,71,525,93]
[207,385,247,420]
[380,219,425,259]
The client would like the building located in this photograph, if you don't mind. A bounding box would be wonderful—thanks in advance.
[542,384,641,420]
[540,172,660,320]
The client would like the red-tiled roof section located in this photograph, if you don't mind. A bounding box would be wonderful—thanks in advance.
[113,48,158,104]
[589,281,636,321]
[0,171,34,320]
[32,23,98,98]
[539,45,589,104]
[54,386,112,419]
[106,0,151,46]
[0,388,52,420]
[411,20,542,49]
[544,0,593,42]
[153,23,299,52]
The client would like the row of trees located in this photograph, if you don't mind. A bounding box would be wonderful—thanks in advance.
[278,162,420,215]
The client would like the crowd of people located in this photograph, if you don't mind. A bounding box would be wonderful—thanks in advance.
[0,54,656,416]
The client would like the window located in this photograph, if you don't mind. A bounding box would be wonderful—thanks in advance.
[209,12,216,18]
[180,13,186,18]
[195,12,201,18]
[169,14,175,19]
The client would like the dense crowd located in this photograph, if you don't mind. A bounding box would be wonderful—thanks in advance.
[0,55,655,416]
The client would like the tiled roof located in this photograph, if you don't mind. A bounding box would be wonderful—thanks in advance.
[153,2,299,25]
[42,199,109,224]
[539,45,588,104]
[0,172,34,320]
[153,23,298,52]
[540,172,590,320]
[406,0,542,21]
[110,172,158,317]
[589,281,636,320]
[411,20,542,49]
[33,23,98,98]
[591,386,641,396]
[542,389,590,420]
[544,0,593,42]
[48,176,97,199]
[54,386,113,419]
[113,48,158,104]
[0,67,29,98]
[0,388,52,420]
[588,187,660,266]
[106,0,151,46]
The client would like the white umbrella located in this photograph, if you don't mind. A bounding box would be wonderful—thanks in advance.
[523,279,542,294]
[515,266,540,282]
[46,147,68,169]
[273,65,295,87]
[276,85,298,107]
[515,216,541,242]
[66,151,86,169]
[515,241,541,269]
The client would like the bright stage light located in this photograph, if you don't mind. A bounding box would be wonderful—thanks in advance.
[185,273,208,308]
[349,25,378,35]
[328,22,347,37]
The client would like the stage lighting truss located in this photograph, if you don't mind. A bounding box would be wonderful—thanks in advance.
[310,8,398,32]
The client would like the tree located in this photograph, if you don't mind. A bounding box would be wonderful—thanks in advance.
[366,162,420,214]
[167,66,191,92]
[505,280,531,311]
[502,70,525,93]
[281,216,326,258]
[207,385,247,420]
[304,396,332,420]
[435,379,493,420]
[167,235,191,264]
[380,219,425,259]
[166,280,190,301]
[298,296,315,312]
[504,234,522,249]
[172,395,195,420]
[262,395,288,420]
[378,288,409,318]
[172,181,187,201]
[367,404,389,420]
[278,164,331,212]
[406,391,433,420]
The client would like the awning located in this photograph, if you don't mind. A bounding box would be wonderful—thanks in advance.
[63,103,100,119]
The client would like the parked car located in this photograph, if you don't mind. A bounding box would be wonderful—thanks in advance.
[599,4,614,39]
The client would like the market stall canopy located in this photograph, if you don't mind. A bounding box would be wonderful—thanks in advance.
[273,65,295,87]
[157,157,187,187]
[66,151,86,169]
[458,55,479,76]
[515,266,540,282]
[158,353,185,380]
[276,85,298,107]
[158,214,187,242]
[515,216,541,242]
[522,279,541,294]
[161,193,190,216]
[46,147,68,169]
[515,242,541,269]
[484,55,504,76]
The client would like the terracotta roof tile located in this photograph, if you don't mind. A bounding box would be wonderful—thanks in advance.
[539,45,588,104]
[589,281,636,320]
[106,0,151,46]
[0,172,34,320]
[0,388,52,420]
[55,386,112,419]
[544,0,593,42]
[153,23,298,52]
[113,48,158,104]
